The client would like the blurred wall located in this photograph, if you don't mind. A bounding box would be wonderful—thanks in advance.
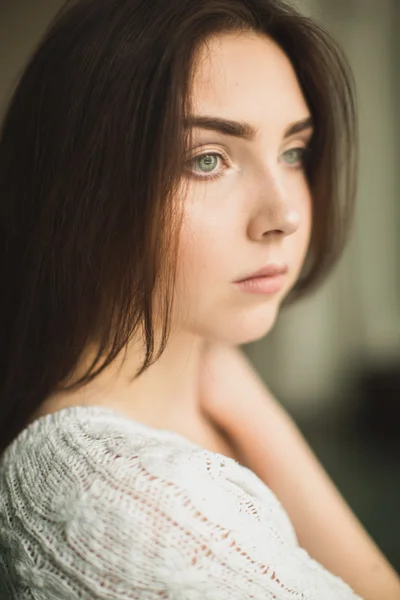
[0,1,64,106]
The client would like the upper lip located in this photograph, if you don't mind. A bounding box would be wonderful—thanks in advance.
[235,263,288,282]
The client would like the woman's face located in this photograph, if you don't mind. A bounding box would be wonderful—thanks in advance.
[173,32,313,345]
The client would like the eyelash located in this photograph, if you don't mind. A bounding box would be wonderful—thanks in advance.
[186,147,310,181]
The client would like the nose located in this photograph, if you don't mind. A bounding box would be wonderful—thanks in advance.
[246,170,301,241]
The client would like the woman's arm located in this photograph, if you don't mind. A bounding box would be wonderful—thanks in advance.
[199,341,400,600]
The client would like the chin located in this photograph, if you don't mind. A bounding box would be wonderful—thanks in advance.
[204,302,281,346]
[235,314,279,344]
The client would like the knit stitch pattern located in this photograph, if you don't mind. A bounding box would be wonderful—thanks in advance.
[0,406,362,599]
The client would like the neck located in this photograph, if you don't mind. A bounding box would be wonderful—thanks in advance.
[41,330,207,430]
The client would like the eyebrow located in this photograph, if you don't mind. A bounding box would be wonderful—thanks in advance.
[183,115,314,141]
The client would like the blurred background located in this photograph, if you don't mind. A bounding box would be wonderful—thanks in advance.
[1,0,399,572]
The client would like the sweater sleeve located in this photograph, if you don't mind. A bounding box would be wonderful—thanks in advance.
[0,408,363,600]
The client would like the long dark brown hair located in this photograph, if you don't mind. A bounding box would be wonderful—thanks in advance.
[0,0,357,454]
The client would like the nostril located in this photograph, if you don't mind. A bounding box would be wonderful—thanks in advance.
[262,229,285,238]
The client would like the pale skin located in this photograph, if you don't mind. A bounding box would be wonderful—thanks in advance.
[35,32,400,599]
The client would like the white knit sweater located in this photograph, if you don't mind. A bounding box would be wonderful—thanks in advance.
[0,405,362,599]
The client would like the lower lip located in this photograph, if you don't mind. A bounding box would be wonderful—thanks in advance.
[234,274,286,295]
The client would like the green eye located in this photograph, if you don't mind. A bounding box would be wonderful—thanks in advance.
[186,151,227,181]
[195,154,219,173]
[282,147,308,167]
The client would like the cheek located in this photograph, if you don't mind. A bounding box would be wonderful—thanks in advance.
[286,190,312,278]
[297,182,312,238]
[295,193,313,273]
[174,217,218,300]
[176,194,230,282]
[302,193,313,250]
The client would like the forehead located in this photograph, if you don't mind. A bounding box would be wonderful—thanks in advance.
[191,32,309,131]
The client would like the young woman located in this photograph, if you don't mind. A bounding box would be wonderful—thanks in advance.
[0,0,399,598]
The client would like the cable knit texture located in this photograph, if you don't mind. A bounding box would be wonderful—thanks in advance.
[0,405,362,599]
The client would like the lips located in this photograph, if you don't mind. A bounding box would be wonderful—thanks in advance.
[235,264,288,282]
